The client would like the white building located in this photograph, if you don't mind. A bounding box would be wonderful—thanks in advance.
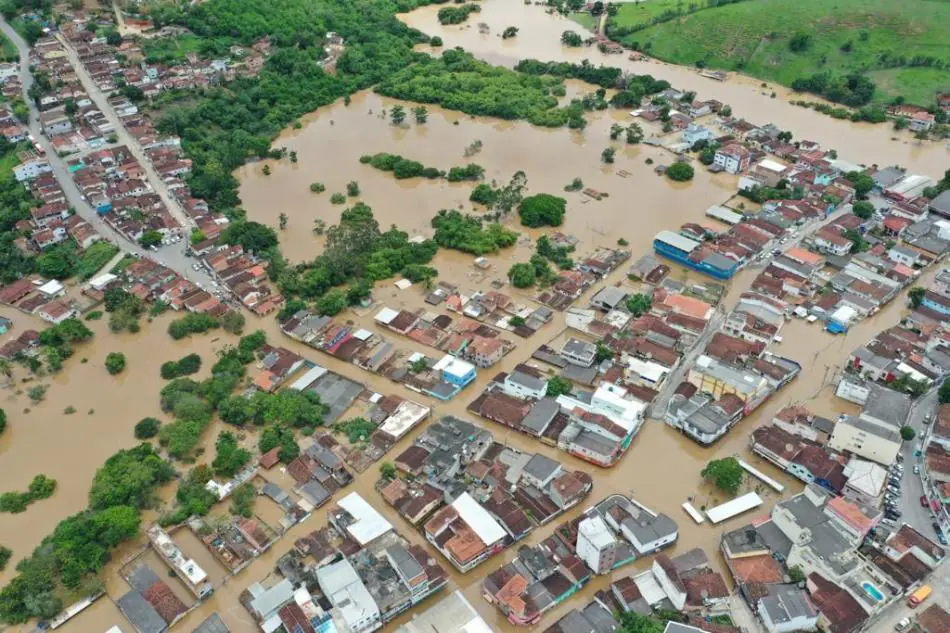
[828,415,902,466]
[13,158,52,182]
[334,492,393,546]
[317,559,381,633]
[576,515,619,575]
[842,457,886,507]
[501,367,548,400]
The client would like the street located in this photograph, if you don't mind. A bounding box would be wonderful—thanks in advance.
[0,17,215,289]
[900,388,941,536]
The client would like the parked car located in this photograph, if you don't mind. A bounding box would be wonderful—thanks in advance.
[933,522,942,535]
[895,617,911,632]
[914,465,920,474]
[921,495,929,507]
[938,532,948,546]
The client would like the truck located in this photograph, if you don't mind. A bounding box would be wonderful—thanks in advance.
[907,585,931,607]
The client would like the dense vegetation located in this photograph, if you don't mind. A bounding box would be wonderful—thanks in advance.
[518,193,567,228]
[275,203,437,303]
[104,352,126,375]
[168,312,220,339]
[0,475,57,514]
[0,143,39,285]
[0,444,174,623]
[376,49,580,128]
[515,58,622,89]
[160,353,203,379]
[437,3,480,24]
[607,0,950,107]
[431,209,518,255]
[360,152,443,179]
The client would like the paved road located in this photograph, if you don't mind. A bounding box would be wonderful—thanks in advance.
[0,17,215,289]
[54,33,193,231]
[899,388,940,535]
[872,564,949,633]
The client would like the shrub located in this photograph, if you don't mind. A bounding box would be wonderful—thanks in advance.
[105,352,126,375]
[134,417,162,439]
[168,313,219,340]
[667,162,695,182]
[160,354,202,380]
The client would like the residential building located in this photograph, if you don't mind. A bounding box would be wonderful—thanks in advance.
[577,515,621,575]
[686,355,771,414]
[561,337,598,367]
[758,585,819,633]
[394,590,492,633]
[501,365,548,400]
[828,415,902,466]
[433,355,476,388]
[714,144,752,174]
[316,559,382,633]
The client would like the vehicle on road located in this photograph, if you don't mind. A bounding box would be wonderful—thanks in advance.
[920,495,929,507]
[914,465,920,474]
[908,585,931,608]
[938,532,948,545]
[895,617,911,632]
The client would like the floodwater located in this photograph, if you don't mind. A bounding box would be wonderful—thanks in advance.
[6,3,950,632]
[399,0,950,179]
[0,307,232,586]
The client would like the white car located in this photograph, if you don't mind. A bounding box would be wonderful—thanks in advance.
[895,617,911,632]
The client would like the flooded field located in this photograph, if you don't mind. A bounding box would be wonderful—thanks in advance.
[4,2,949,632]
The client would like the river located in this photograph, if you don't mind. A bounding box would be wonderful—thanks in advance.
[5,2,948,631]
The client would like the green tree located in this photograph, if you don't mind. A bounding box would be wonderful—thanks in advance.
[846,171,875,199]
[430,36,443,47]
[380,462,397,480]
[413,106,428,124]
[561,30,583,47]
[212,431,251,478]
[105,352,126,375]
[317,288,348,316]
[508,262,537,288]
[502,26,518,39]
[626,123,644,144]
[601,147,616,164]
[310,182,326,193]
[788,566,805,583]
[701,457,744,496]
[900,426,916,441]
[0,408,5,435]
[610,123,623,140]
[134,417,161,439]
[852,200,874,219]
[278,212,288,230]
[547,376,573,397]
[518,194,567,228]
[909,286,925,309]
[594,341,613,363]
[390,104,406,125]
[625,293,652,317]
[219,310,245,335]
[667,162,695,182]
[0,546,11,571]
[346,181,361,197]
[940,378,950,404]
[259,424,299,463]
[139,230,163,248]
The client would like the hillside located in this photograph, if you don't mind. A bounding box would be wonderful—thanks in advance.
[607,0,950,107]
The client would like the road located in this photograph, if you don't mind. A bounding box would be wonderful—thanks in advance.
[871,563,949,633]
[0,17,214,289]
[900,388,940,535]
[53,32,193,231]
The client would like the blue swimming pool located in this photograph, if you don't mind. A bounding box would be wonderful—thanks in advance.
[862,582,884,602]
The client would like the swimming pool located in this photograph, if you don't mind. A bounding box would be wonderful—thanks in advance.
[862,582,884,602]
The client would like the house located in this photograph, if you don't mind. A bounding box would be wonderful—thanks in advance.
[806,573,868,633]
[888,245,921,267]
[467,336,505,368]
[591,286,628,312]
[827,415,902,466]
[758,585,819,633]
[501,365,548,400]
[13,158,52,182]
[909,111,936,132]
[813,228,853,257]
[714,144,752,174]
[561,337,598,367]
[930,190,950,219]
[37,299,78,324]
[433,354,476,388]
[577,515,622,575]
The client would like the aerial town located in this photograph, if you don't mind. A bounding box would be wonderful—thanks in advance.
[0,2,949,633]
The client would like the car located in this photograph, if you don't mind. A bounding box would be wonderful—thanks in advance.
[921,495,929,507]
[914,465,920,474]
[938,533,948,546]
[933,522,942,535]
[924,414,932,425]
[896,617,912,632]
[892,464,904,471]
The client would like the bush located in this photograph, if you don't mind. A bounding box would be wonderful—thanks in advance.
[437,3,480,24]
[134,417,162,439]
[900,426,916,441]
[310,182,326,193]
[431,209,518,255]
[666,162,695,182]
[508,262,537,288]
[518,194,566,228]
[160,354,202,380]
[430,36,443,47]
[105,352,126,375]
[0,408,5,435]
[219,310,245,334]
[168,313,219,340]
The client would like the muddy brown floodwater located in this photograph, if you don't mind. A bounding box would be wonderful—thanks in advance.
[8,3,950,632]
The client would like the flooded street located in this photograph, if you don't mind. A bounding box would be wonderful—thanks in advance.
[6,2,950,632]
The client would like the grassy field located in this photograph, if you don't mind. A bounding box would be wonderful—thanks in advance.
[0,34,18,62]
[609,0,690,29]
[609,0,950,105]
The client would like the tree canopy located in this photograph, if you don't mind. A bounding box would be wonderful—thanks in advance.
[701,457,744,496]
[518,193,567,228]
